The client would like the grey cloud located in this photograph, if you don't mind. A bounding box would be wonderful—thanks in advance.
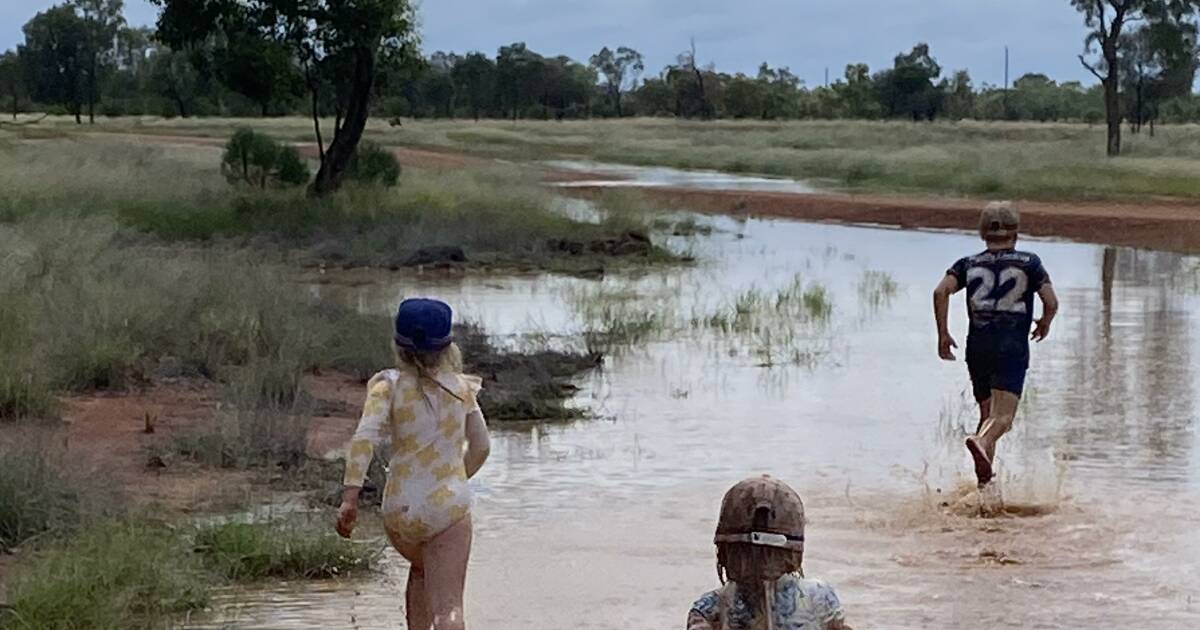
[5,0,1100,87]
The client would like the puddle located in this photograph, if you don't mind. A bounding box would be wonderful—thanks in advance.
[197,212,1200,628]
[546,159,821,194]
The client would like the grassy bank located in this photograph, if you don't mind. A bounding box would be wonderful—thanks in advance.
[0,436,376,630]
[0,214,389,423]
[0,516,377,630]
[0,135,676,272]
[35,116,1200,201]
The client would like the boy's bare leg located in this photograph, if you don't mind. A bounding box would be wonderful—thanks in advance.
[975,398,992,434]
[977,390,1019,461]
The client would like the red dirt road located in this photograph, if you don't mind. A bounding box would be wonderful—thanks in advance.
[587,186,1200,252]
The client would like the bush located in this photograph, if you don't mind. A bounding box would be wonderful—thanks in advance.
[221,128,310,188]
[348,141,401,187]
[0,440,108,552]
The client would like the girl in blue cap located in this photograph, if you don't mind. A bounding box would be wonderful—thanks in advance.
[336,298,491,630]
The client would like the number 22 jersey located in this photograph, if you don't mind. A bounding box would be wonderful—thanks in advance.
[948,249,1050,338]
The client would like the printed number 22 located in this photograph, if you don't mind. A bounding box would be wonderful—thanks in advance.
[967,267,1028,313]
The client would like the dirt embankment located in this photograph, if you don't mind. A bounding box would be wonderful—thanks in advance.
[31,325,600,515]
[564,186,1200,252]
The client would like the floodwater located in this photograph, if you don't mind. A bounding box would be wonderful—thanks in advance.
[546,159,821,194]
[194,190,1200,628]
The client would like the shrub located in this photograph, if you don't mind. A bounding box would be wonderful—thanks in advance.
[0,440,106,552]
[348,141,401,187]
[220,128,310,188]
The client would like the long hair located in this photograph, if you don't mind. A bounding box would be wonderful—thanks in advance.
[394,342,465,403]
[717,543,804,618]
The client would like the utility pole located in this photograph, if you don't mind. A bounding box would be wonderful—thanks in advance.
[1003,46,1010,119]
[824,67,829,88]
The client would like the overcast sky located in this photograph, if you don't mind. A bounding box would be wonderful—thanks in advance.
[2,0,1099,88]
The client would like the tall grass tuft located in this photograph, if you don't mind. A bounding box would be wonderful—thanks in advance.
[193,519,380,581]
[0,438,115,553]
[0,214,393,423]
[2,521,209,630]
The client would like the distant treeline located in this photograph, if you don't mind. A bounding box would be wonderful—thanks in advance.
[3,3,1200,128]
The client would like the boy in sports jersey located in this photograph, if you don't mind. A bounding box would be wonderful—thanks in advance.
[932,202,1059,487]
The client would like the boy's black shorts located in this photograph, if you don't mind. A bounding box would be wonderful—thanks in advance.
[966,332,1029,402]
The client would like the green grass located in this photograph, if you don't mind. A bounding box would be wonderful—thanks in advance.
[0,213,397,425]
[1,520,209,630]
[0,516,377,630]
[0,136,678,271]
[193,519,380,581]
[43,115,1200,201]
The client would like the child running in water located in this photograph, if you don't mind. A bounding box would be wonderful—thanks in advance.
[688,476,852,630]
[336,298,491,630]
[932,202,1059,487]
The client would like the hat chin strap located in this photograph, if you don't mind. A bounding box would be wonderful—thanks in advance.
[714,531,804,550]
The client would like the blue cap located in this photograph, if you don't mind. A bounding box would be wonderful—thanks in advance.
[394,299,454,353]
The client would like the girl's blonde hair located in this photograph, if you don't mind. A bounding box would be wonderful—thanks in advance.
[393,342,463,374]
[394,342,465,403]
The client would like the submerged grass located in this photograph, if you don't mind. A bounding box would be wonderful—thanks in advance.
[857,269,901,311]
[565,272,834,367]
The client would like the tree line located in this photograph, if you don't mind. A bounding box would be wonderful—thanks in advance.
[2,1,1199,165]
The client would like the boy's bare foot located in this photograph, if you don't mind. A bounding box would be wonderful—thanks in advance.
[965,436,993,487]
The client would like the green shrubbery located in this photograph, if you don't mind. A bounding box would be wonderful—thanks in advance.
[348,140,402,187]
[221,128,310,188]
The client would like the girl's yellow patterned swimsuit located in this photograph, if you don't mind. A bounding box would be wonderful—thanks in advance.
[343,368,483,544]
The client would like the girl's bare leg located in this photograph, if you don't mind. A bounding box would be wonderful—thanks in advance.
[389,532,432,630]
[423,516,473,630]
[406,566,432,630]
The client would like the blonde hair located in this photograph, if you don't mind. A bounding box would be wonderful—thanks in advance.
[393,342,465,404]
[393,342,463,374]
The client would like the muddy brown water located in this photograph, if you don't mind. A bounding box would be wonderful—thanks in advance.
[191,195,1200,627]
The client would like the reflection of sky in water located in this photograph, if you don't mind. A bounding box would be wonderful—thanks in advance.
[546,159,821,194]
[313,214,1200,509]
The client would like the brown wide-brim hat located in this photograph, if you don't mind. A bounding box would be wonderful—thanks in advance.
[714,475,805,552]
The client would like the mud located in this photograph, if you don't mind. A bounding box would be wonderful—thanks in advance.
[456,323,603,422]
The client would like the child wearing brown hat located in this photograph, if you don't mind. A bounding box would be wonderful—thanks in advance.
[688,476,852,630]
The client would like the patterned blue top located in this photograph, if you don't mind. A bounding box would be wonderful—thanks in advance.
[688,573,845,629]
